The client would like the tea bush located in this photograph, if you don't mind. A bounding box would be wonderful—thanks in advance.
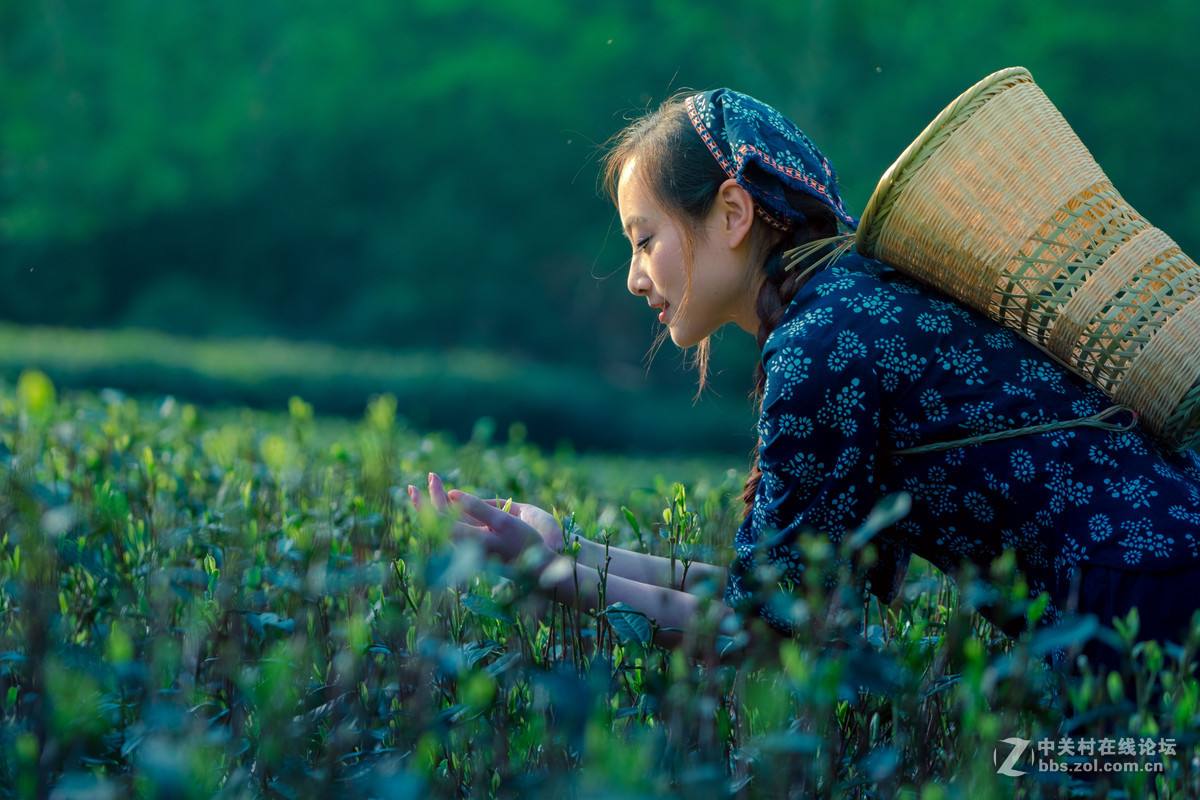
[1,371,1196,798]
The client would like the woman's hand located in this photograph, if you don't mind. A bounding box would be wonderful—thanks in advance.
[407,472,559,567]
[485,496,571,555]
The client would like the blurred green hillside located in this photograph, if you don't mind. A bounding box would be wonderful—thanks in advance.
[0,324,757,455]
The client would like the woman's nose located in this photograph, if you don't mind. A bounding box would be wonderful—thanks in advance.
[627,262,650,297]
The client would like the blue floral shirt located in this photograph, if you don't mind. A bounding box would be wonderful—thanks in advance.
[725,251,1200,640]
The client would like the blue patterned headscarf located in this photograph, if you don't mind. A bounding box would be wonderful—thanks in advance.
[684,89,859,236]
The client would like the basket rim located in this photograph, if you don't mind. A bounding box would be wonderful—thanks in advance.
[855,65,1033,255]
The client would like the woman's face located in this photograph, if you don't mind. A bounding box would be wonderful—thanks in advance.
[618,157,765,347]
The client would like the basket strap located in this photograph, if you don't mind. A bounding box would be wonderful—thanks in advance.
[884,403,1138,457]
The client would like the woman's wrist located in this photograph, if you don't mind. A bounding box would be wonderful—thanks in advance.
[531,552,585,599]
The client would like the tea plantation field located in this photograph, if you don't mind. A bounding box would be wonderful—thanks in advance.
[1,371,1197,798]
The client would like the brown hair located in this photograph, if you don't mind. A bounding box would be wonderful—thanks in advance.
[598,89,839,521]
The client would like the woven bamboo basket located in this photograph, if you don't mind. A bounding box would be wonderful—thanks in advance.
[851,65,1200,452]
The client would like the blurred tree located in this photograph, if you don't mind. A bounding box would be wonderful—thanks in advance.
[1,0,1197,402]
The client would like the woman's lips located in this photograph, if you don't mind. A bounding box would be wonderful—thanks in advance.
[658,301,670,323]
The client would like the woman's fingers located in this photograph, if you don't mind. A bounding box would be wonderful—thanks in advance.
[407,476,518,532]
[450,519,488,542]
[448,490,513,532]
[450,520,504,556]
[408,477,518,517]
[428,472,450,512]
[484,497,523,515]
[412,479,487,527]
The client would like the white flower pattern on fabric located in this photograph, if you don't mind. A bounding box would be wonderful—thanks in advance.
[839,288,902,324]
[919,388,949,422]
[726,266,910,637]
[765,346,813,401]
[724,252,1200,649]
[828,329,868,372]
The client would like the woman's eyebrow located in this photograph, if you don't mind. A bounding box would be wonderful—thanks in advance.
[622,215,648,239]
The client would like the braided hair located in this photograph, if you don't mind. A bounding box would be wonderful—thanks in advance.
[740,195,838,518]
[598,92,841,522]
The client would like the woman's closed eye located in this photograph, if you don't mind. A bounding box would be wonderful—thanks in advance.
[635,235,652,253]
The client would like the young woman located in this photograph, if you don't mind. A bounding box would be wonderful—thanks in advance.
[408,87,1200,677]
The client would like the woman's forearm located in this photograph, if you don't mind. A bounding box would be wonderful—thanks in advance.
[570,536,726,595]
[533,553,730,651]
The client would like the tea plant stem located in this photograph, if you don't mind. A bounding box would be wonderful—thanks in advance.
[570,537,725,595]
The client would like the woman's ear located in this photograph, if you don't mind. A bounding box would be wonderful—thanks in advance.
[715,178,755,249]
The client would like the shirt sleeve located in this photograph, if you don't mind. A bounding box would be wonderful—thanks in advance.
[724,311,911,636]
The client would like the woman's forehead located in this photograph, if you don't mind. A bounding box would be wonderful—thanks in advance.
[617,159,643,203]
[616,180,642,226]
[617,161,657,227]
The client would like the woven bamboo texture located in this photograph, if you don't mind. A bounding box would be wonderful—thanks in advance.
[854,66,1200,452]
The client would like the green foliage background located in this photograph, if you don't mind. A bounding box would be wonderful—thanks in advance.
[3,0,1199,453]
[5,6,1200,794]
[3,374,1197,797]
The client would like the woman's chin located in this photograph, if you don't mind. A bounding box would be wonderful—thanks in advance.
[669,317,721,348]
[669,324,697,348]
